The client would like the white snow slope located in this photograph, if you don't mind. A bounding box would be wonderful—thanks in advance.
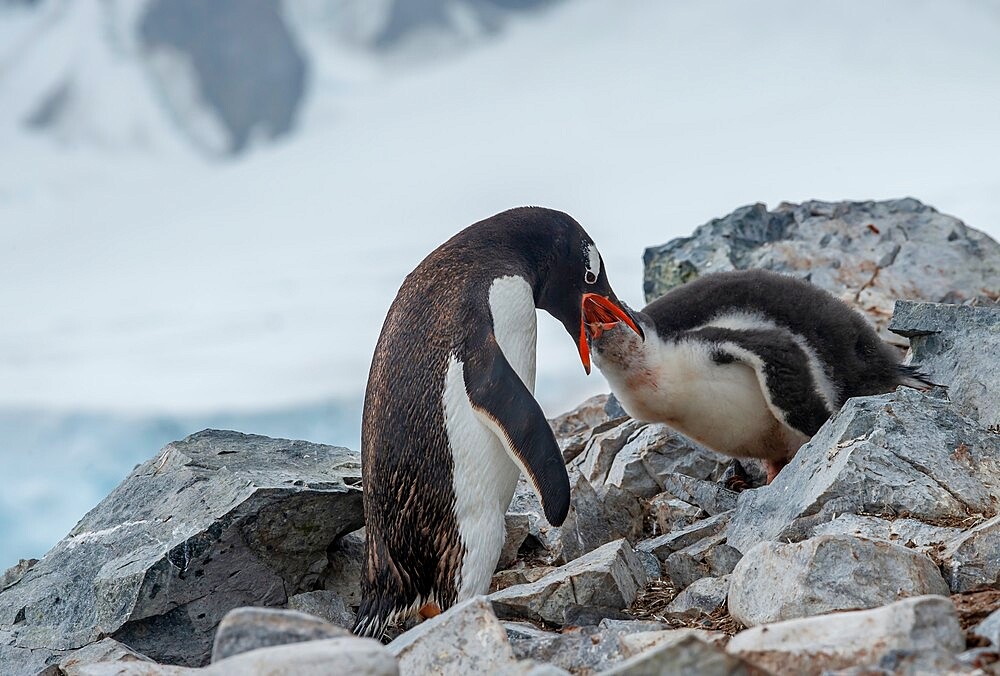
[1,0,998,567]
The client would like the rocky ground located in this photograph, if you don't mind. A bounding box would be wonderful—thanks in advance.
[2,199,998,675]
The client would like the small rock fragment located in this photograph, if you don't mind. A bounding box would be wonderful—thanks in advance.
[491,540,648,627]
[617,629,728,658]
[650,494,703,534]
[889,300,1000,424]
[499,513,532,570]
[972,608,1000,648]
[638,512,732,562]
[287,590,356,630]
[940,514,1000,593]
[211,607,349,662]
[659,473,738,516]
[666,576,731,616]
[59,638,153,676]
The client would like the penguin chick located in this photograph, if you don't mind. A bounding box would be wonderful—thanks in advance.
[589,269,932,484]
[354,207,642,638]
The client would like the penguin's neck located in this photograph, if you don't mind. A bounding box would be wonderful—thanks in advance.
[488,275,538,393]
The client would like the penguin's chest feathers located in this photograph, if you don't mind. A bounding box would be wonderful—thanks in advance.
[599,329,776,454]
[440,275,537,598]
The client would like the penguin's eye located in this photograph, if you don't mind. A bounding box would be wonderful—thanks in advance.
[583,242,601,285]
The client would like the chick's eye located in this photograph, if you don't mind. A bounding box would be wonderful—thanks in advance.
[585,270,597,284]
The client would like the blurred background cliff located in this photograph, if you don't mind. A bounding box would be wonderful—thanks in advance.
[1,0,998,569]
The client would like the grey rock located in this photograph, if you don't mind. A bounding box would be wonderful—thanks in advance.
[550,394,615,463]
[727,389,1000,555]
[597,619,669,634]
[507,476,564,564]
[634,550,662,581]
[0,430,363,670]
[1,559,37,591]
[810,514,962,552]
[73,662,195,676]
[941,514,1000,592]
[211,606,348,662]
[617,629,729,658]
[389,596,516,675]
[504,621,558,642]
[550,394,612,438]
[572,420,644,487]
[727,595,964,676]
[510,627,623,673]
[830,648,979,675]
[705,544,744,578]
[972,608,1000,648]
[557,476,645,563]
[638,511,732,562]
[659,474,738,516]
[890,300,1000,425]
[649,494,703,535]
[604,442,661,499]
[604,394,629,420]
[666,576,730,616]
[499,513,532,570]
[493,567,557,593]
[527,470,646,566]
[628,425,733,486]
[643,199,1000,344]
[319,530,365,606]
[287,590,355,630]
[603,634,753,675]
[59,638,153,676]
[206,636,396,676]
[557,476,615,563]
[664,532,737,589]
[139,0,307,155]
[490,540,649,627]
[598,485,647,544]
[496,660,573,676]
[728,535,949,627]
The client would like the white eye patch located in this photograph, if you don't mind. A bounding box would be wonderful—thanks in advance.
[585,243,601,284]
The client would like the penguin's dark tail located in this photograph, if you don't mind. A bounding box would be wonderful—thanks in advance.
[897,364,942,391]
[352,597,398,640]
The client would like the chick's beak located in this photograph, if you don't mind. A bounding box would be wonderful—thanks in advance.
[577,293,644,374]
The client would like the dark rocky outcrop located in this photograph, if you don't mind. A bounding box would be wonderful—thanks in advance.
[0,430,363,671]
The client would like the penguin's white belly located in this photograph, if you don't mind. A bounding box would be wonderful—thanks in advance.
[440,276,538,599]
[605,337,777,456]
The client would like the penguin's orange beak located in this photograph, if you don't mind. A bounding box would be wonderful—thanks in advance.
[578,293,644,374]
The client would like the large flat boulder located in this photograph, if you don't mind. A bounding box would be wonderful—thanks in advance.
[726,595,964,676]
[643,199,1000,343]
[726,389,1000,555]
[0,430,363,671]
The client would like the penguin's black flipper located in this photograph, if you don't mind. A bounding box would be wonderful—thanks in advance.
[464,334,571,526]
[692,326,834,438]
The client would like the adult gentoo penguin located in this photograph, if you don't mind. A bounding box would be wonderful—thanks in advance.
[354,207,642,638]
[587,269,932,484]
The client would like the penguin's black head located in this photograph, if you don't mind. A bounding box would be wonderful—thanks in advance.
[521,208,644,374]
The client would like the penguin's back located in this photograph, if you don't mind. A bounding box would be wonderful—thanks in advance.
[642,269,903,403]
